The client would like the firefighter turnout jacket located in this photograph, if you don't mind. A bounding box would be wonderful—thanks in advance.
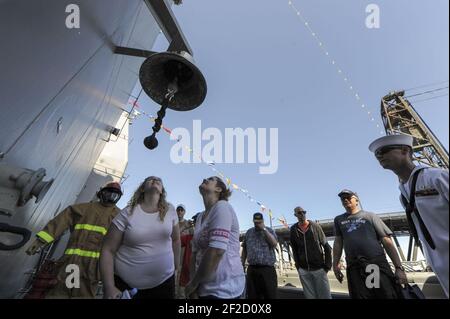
[37,202,120,282]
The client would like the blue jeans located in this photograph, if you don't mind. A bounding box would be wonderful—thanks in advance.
[297,268,332,299]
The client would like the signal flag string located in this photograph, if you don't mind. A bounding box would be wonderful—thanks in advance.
[127,98,288,228]
[288,1,384,136]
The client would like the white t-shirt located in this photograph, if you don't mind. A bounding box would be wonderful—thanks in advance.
[399,166,449,297]
[192,200,245,298]
[112,203,178,289]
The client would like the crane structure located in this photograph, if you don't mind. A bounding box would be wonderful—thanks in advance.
[380,90,449,169]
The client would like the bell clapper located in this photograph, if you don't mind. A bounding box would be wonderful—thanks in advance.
[144,80,179,150]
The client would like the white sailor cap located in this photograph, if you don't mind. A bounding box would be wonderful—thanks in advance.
[369,135,413,153]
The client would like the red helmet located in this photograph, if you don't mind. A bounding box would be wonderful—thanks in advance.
[102,182,123,194]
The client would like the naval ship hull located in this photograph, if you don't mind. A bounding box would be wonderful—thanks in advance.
[0,0,163,298]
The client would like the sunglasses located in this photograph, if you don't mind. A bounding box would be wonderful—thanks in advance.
[375,145,404,157]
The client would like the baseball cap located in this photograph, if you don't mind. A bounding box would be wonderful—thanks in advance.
[191,213,200,224]
[253,212,264,220]
[338,189,358,198]
[176,204,186,211]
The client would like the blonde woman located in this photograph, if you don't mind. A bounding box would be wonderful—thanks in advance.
[100,176,180,299]
[185,176,245,299]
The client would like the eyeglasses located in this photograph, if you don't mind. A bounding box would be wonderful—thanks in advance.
[375,145,404,157]
[294,210,306,215]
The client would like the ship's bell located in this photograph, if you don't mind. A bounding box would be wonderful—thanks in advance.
[139,51,207,111]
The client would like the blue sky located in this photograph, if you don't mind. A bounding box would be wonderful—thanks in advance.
[118,0,449,231]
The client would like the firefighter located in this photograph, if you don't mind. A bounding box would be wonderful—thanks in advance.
[26,182,123,298]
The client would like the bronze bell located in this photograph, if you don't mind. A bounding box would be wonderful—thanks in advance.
[139,51,207,111]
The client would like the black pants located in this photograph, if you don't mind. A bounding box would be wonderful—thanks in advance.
[346,256,401,299]
[246,265,278,299]
[114,274,175,299]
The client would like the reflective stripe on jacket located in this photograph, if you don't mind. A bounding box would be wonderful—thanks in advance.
[37,201,119,281]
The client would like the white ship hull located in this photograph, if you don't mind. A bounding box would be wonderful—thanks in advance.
[0,0,163,298]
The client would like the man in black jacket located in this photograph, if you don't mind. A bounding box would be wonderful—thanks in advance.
[290,206,332,299]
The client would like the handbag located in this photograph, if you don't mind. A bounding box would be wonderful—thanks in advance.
[23,259,62,299]
[400,284,426,299]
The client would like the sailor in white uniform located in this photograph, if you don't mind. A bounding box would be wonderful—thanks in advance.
[369,134,449,298]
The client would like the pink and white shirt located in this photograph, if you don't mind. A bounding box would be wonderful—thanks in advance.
[192,200,245,298]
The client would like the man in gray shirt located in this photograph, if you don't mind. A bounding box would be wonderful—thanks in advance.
[241,213,278,299]
[333,190,408,299]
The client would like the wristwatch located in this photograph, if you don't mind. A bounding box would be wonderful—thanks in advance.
[395,265,405,271]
